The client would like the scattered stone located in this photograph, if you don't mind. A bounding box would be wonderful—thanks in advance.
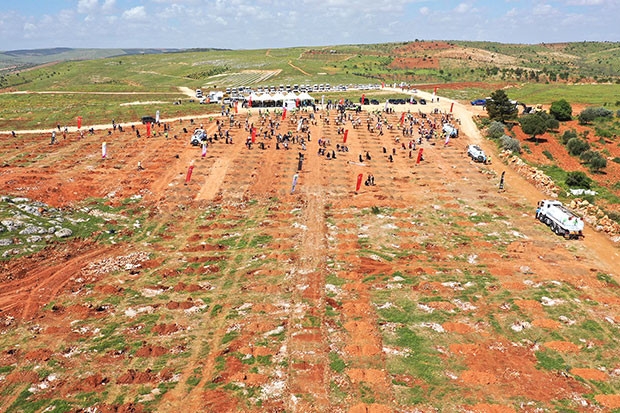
[54,228,73,238]
[1,220,23,232]
[19,225,47,235]
[26,235,43,243]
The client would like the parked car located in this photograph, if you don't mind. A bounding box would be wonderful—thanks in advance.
[471,99,487,106]
[190,129,207,146]
[370,99,380,105]
[419,98,427,105]
[410,98,418,104]
[467,144,487,163]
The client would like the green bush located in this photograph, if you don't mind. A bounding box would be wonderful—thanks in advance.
[560,130,577,145]
[549,99,572,121]
[565,171,591,189]
[579,107,613,124]
[499,135,521,153]
[582,151,607,172]
[566,138,590,156]
[486,121,506,139]
[542,150,554,160]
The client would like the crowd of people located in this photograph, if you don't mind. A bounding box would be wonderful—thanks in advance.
[39,98,459,190]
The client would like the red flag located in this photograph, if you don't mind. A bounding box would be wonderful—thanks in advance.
[450,102,454,112]
[146,122,151,138]
[185,164,195,184]
[77,116,82,129]
[416,148,424,164]
[234,101,238,114]
[381,82,385,88]
[400,113,405,126]
[356,173,363,192]
[248,97,252,108]
[251,128,256,143]
[343,129,348,143]
[282,108,287,120]
[434,86,438,94]
[361,94,365,104]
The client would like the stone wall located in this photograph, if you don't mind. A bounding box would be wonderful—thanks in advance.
[568,199,620,243]
[498,151,560,197]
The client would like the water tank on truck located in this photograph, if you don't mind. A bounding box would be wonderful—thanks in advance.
[536,200,584,239]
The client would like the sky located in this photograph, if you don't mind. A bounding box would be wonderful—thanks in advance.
[0,0,619,51]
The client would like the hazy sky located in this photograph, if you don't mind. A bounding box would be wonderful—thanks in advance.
[1,0,618,51]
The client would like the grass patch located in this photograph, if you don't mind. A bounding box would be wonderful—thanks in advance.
[535,349,568,371]
[221,331,239,345]
[329,352,347,373]
[390,327,444,384]
[596,272,618,287]
[542,149,554,161]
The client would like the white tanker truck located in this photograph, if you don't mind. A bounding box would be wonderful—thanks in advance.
[536,200,584,239]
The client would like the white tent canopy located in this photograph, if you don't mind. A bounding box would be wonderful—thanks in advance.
[284,91,297,101]
[272,92,285,102]
[257,93,272,102]
[297,92,315,102]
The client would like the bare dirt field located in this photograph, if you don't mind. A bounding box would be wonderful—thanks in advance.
[0,95,619,412]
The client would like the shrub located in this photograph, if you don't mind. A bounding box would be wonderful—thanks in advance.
[546,117,560,131]
[578,150,607,172]
[613,157,620,164]
[579,107,613,124]
[499,135,521,153]
[560,130,578,145]
[595,127,613,138]
[542,150,554,161]
[549,99,572,121]
[579,150,598,163]
[565,171,591,188]
[566,138,590,156]
[486,121,505,140]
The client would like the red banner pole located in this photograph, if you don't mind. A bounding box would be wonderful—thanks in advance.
[416,148,424,165]
[185,161,195,184]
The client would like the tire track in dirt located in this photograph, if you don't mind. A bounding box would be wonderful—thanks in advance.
[288,60,311,76]
[282,115,331,411]
[0,242,115,321]
[334,114,398,411]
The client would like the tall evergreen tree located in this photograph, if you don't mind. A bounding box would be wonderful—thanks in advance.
[486,89,518,123]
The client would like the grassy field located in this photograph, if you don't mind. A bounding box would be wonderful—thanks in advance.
[2,41,620,131]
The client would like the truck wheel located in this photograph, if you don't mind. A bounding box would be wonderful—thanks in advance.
[477,155,485,162]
